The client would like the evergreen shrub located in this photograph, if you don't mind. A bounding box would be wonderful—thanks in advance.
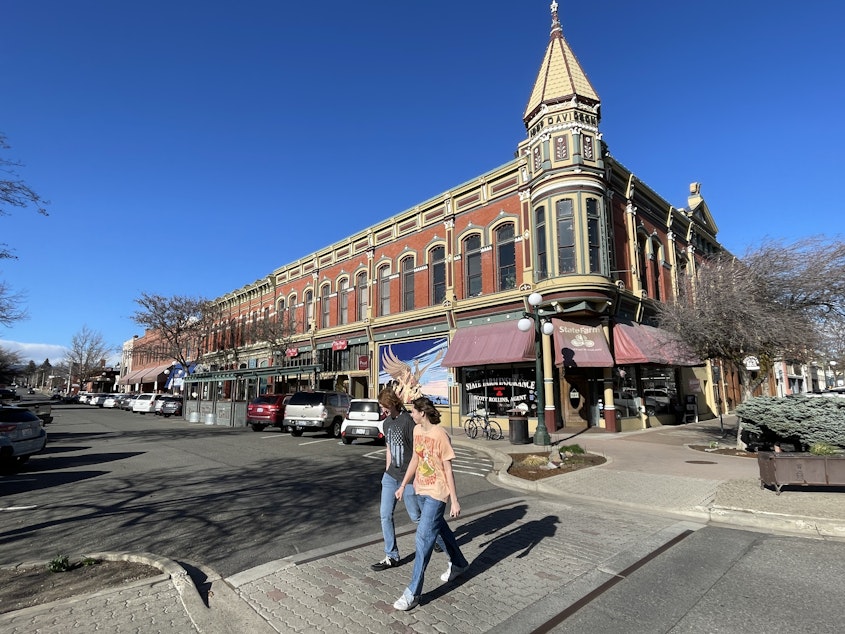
[735,396,845,450]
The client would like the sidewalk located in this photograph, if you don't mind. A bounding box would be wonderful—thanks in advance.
[3,418,844,633]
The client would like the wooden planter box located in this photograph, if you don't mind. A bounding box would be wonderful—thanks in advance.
[757,451,845,495]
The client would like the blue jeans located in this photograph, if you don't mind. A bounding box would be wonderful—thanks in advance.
[380,473,446,559]
[402,494,469,600]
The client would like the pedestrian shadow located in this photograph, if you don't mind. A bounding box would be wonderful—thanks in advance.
[452,504,528,545]
[422,512,559,605]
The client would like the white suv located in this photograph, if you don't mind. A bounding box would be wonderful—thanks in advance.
[340,399,386,445]
[132,393,161,415]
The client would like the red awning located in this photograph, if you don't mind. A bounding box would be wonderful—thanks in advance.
[442,321,535,368]
[118,368,145,385]
[552,320,614,368]
[613,321,700,366]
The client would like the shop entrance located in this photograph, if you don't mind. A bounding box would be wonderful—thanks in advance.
[560,371,603,428]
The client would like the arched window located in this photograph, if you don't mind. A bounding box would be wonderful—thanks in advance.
[277,298,286,323]
[430,245,446,305]
[496,223,516,291]
[355,271,368,321]
[338,278,349,325]
[401,256,415,311]
[378,264,391,316]
[586,198,602,274]
[464,234,482,297]
[288,294,298,333]
[650,239,662,301]
[556,199,575,274]
[636,235,648,296]
[320,284,331,329]
[535,206,548,280]
[305,289,314,329]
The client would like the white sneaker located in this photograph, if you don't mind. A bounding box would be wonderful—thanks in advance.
[440,562,468,582]
[393,594,419,611]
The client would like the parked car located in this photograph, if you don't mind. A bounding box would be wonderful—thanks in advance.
[120,394,138,411]
[88,393,109,407]
[0,405,47,467]
[154,396,182,416]
[132,393,161,414]
[159,398,183,418]
[340,399,386,445]
[246,394,293,432]
[0,388,19,402]
[102,394,122,408]
[642,388,672,415]
[283,391,351,438]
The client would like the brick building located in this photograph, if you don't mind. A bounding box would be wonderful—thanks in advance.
[137,3,725,433]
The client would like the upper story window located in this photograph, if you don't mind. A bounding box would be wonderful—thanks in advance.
[650,238,662,301]
[378,264,391,316]
[320,284,331,329]
[464,234,483,297]
[430,245,446,305]
[496,223,516,291]
[355,271,368,322]
[287,294,297,332]
[338,278,349,325]
[305,290,314,329]
[401,256,415,312]
[586,198,602,274]
[556,199,575,274]
[535,206,548,280]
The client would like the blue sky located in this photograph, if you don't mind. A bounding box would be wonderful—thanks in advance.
[2,0,843,365]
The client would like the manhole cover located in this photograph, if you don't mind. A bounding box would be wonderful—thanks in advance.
[686,460,717,464]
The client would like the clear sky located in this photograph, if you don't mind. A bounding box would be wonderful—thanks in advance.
[2,0,843,365]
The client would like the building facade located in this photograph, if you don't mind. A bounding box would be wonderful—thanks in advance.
[137,4,730,432]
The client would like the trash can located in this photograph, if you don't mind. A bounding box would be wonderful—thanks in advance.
[509,415,530,444]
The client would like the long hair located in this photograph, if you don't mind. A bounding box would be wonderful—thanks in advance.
[378,387,403,410]
[412,396,440,425]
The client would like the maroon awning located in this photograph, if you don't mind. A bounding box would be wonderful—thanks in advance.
[442,321,535,368]
[613,321,701,366]
[552,320,614,368]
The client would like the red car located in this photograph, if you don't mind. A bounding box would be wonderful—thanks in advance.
[246,394,293,432]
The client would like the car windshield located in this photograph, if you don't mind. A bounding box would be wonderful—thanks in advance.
[288,392,324,406]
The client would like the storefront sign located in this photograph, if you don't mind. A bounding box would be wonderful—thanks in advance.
[688,379,701,393]
[285,348,299,357]
[358,355,369,371]
[332,340,348,351]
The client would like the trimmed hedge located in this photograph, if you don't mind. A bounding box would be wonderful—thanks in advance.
[735,396,845,449]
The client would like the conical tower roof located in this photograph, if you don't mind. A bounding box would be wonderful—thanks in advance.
[524,1,600,125]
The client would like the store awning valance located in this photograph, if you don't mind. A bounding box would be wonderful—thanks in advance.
[613,321,701,366]
[140,363,173,384]
[552,320,614,368]
[442,321,535,368]
[118,368,145,385]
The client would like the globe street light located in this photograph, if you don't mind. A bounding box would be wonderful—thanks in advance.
[518,292,555,446]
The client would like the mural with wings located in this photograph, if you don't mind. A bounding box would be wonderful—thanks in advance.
[379,338,449,404]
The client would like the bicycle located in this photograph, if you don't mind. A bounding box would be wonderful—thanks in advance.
[463,408,504,440]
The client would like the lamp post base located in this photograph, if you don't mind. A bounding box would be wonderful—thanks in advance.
[533,424,551,447]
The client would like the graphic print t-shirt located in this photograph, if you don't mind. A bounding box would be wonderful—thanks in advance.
[412,425,455,503]
[384,411,415,481]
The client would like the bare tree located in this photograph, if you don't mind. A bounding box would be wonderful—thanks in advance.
[0,280,27,327]
[63,326,113,388]
[245,311,297,365]
[1,133,48,326]
[657,236,845,400]
[130,293,214,371]
[0,345,23,386]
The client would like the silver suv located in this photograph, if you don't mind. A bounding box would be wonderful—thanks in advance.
[283,391,351,438]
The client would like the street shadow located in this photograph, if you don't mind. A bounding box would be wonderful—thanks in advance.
[0,470,109,495]
[421,513,560,605]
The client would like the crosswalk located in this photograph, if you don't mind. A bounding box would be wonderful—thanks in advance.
[362,445,493,477]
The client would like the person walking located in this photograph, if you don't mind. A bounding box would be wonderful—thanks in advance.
[371,388,444,571]
[392,396,469,611]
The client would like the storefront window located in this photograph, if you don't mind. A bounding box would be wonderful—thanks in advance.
[613,366,678,417]
[459,366,537,417]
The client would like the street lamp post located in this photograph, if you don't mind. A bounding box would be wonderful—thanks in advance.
[518,292,555,446]
[830,361,838,389]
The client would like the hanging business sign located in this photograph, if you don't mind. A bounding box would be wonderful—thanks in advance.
[744,356,760,371]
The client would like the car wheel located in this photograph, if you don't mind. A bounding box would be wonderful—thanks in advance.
[342,436,353,445]
[16,455,30,464]
[291,428,303,437]
[250,424,267,432]
[331,420,342,438]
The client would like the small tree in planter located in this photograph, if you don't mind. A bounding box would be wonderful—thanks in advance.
[735,396,845,451]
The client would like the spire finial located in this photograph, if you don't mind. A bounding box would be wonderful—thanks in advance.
[550,1,562,38]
